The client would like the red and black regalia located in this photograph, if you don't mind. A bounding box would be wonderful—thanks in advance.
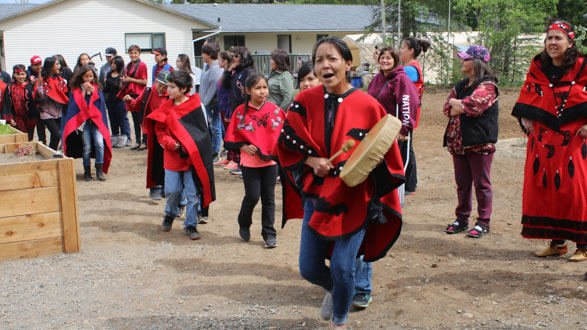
[224,101,286,159]
[2,82,38,139]
[132,87,168,189]
[62,86,113,173]
[512,55,587,244]
[147,94,216,208]
[277,85,405,262]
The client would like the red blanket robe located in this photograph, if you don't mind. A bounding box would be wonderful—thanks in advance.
[39,75,69,105]
[512,55,587,244]
[2,83,38,134]
[224,101,285,160]
[277,85,405,262]
[147,94,216,208]
[62,86,112,173]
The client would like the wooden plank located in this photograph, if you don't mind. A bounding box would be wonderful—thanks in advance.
[0,159,58,176]
[58,159,80,253]
[0,129,27,144]
[0,237,63,261]
[0,212,62,244]
[0,187,61,218]
[0,170,57,191]
[36,142,59,159]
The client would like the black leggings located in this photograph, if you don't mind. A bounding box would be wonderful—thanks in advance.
[398,132,417,192]
[238,164,278,239]
[42,118,61,150]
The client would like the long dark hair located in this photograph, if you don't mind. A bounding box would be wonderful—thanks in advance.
[539,20,583,76]
[41,57,58,79]
[69,64,101,91]
[244,71,267,112]
[55,54,69,69]
[11,64,26,83]
[271,49,291,72]
[403,38,430,59]
[312,36,353,82]
[111,56,125,75]
[74,53,91,72]
[378,46,401,72]
[177,54,193,74]
[468,58,497,86]
[232,46,255,72]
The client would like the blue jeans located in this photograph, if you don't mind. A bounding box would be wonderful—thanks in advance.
[354,256,372,295]
[122,108,131,139]
[206,104,222,155]
[81,120,104,166]
[164,169,198,228]
[299,200,366,325]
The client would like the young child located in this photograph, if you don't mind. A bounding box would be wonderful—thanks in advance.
[125,70,170,200]
[119,44,148,150]
[36,56,68,151]
[2,64,38,141]
[224,72,286,248]
[103,55,127,148]
[62,65,112,181]
[146,70,215,240]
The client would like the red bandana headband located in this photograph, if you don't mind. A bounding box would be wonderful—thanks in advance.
[548,23,574,40]
[14,68,24,73]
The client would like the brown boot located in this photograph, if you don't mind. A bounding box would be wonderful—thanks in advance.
[535,241,568,257]
[568,248,587,262]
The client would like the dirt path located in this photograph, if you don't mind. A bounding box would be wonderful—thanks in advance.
[0,87,585,329]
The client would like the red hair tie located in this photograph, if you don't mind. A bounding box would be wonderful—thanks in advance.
[548,23,575,40]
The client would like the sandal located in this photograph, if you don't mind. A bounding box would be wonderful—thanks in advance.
[467,223,489,238]
[445,220,468,234]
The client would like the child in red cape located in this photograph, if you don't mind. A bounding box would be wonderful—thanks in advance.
[147,70,215,240]
[62,65,112,181]
[224,72,286,248]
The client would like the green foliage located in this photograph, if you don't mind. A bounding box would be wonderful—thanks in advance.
[452,0,557,87]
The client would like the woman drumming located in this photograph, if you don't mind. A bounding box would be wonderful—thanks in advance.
[512,20,586,261]
[399,38,430,194]
[443,46,498,238]
[277,37,405,329]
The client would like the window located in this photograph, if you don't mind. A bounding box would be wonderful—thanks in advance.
[317,34,328,41]
[277,35,291,53]
[125,33,166,52]
[224,35,245,50]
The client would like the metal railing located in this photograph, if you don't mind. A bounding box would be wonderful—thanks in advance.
[194,54,311,76]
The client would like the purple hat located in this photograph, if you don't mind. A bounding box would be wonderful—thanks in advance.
[458,45,490,62]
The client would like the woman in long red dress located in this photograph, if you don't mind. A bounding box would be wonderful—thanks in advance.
[512,20,587,262]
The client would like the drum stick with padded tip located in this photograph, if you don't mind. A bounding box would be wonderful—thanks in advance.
[328,139,356,163]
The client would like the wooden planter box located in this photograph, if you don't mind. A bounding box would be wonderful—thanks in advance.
[0,127,28,144]
[0,142,80,261]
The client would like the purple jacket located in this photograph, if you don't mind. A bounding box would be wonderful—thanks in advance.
[367,65,419,135]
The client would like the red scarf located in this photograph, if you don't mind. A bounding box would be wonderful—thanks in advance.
[225,101,285,161]
[41,75,69,104]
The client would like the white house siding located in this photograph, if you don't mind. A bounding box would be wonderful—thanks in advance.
[212,31,356,55]
[0,0,211,85]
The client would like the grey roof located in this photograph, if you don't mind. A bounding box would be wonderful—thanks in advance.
[0,3,41,21]
[164,4,376,33]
